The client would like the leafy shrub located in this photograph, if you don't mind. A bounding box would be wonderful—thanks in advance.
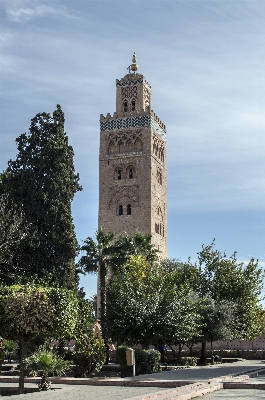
[144,349,160,364]
[179,356,197,367]
[73,331,105,377]
[117,346,152,377]
[25,346,71,390]
[135,348,150,375]
[144,349,161,372]
[0,338,5,370]
[3,339,18,361]
[3,340,17,354]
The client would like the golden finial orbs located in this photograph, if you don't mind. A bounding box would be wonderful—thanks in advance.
[131,52,138,72]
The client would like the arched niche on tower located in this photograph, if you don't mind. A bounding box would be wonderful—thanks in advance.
[108,140,116,155]
[126,139,133,153]
[134,138,143,152]
[126,165,136,179]
[155,206,165,237]
[114,166,124,180]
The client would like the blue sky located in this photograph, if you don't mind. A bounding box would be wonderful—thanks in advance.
[0,0,264,298]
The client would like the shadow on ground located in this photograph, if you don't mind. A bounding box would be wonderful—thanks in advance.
[0,387,63,396]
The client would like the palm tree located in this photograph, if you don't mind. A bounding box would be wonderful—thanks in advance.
[78,230,116,362]
[78,230,159,363]
[113,232,159,269]
[25,346,70,390]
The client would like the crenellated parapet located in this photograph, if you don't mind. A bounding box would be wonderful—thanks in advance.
[150,110,166,132]
[100,109,165,129]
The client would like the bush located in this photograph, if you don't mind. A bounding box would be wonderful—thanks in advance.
[73,331,105,377]
[117,347,160,377]
[144,349,161,372]
[144,349,160,364]
[25,346,71,390]
[0,338,5,370]
[3,340,18,361]
[178,356,197,367]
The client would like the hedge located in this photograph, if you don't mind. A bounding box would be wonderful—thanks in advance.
[117,347,161,377]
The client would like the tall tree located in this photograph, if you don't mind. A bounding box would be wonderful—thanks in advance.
[78,231,159,361]
[112,232,159,268]
[198,296,236,364]
[0,192,29,283]
[106,255,202,352]
[2,105,82,289]
[197,241,264,340]
[78,230,116,361]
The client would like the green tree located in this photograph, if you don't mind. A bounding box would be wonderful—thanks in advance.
[194,241,264,362]
[197,241,264,339]
[73,296,96,340]
[0,192,29,283]
[106,255,202,353]
[78,231,163,361]
[78,230,116,361]
[2,105,82,289]
[0,283,78,394]
[161,258,201,291]
[198,296,236,363]
[112,232,159,268]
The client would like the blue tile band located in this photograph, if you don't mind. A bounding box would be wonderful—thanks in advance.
[100,115,166,141]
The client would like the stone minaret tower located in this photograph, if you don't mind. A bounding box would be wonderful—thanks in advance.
[98,53,167,258]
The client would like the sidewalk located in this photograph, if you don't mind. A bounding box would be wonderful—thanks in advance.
[1,359,265,399]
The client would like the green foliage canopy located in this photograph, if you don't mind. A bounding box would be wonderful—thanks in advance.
[0,283,78,393]
[2,105,82,288]
[197,241,264,340]
[106,255,202,348]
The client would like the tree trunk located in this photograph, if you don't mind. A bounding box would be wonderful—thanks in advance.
[57,339,65,357]
[200,341,207,364]
[18,333,27,394]
[167,344,176,364]
[99,261,109,364]
[176,343,184,362]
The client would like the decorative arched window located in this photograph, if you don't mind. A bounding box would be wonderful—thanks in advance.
[131,100,136,111]
[134,138,142,152]
[118,205,123,215]
[108,140,115,155]
[161,148,165,162]
[117,169,122,180]
[127,204,131,215]
[129,168,133,179]
[126,140,133,153]
[118,141,124,153]
[124,101,128,112]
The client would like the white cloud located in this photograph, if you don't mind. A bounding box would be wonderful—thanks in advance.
[0,33,14,42]
[2,0,75,22]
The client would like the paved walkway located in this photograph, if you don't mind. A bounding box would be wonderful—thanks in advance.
[1,360,265,399]
[0,383,168,399]
[1,383,265,400]
[201,388,265,399]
